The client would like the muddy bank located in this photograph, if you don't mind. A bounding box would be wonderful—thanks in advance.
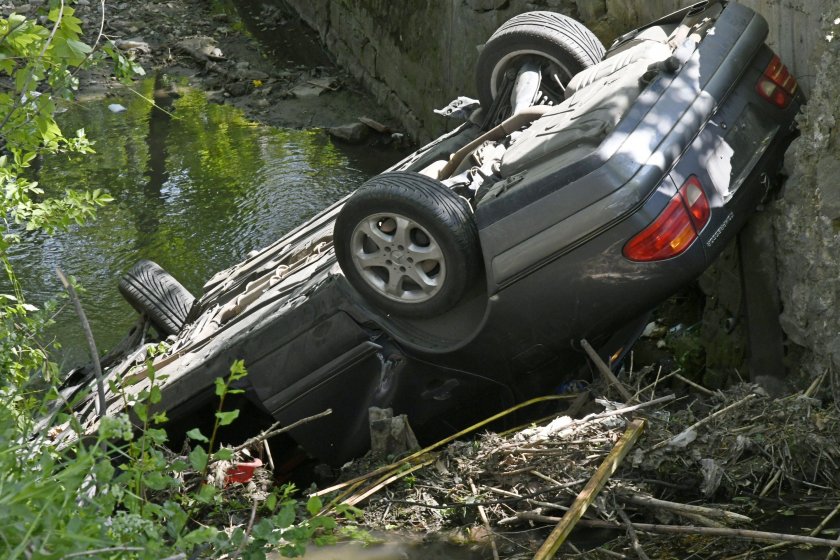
[58,0,405,142]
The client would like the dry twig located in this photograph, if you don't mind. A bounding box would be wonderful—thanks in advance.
[57,268,107,418]
[650,394,755,451]
[616,492,751,525]
[470,477,500,560]
[582,338,634,403]
[232,408,332,452]
[673,372,718,397]
[616,503,651,560]
[519,513,840,549]
[533,418,647,560]
[725,501,840,560]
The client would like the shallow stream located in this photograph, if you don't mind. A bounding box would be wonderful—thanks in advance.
[12,78,402,367]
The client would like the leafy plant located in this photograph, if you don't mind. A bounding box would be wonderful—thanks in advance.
[3,359,365,559]
[0,6,365,559]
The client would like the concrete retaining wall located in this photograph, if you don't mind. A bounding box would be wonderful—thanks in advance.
[286,0,823,142]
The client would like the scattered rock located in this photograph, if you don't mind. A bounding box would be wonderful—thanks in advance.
[114,39,151,54]
[290,83,326,98]
[224,81,249,97]
[368,407,419,457]
[176,36,225,62]
[308,76,338,90]
[241,70,269,82]
[328,122,370,143]
[108,103,127,113]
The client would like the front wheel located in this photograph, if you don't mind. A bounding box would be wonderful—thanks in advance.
[334,172,481,318]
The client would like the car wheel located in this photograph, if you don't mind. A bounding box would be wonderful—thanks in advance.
[475,11,605,109]
[118,259,195,336]
[334,172,481,318]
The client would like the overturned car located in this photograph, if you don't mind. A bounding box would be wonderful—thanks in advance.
[62,1,802,463]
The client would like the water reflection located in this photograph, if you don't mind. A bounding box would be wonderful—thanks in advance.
[11,78,402,367]
[292,535,487,560]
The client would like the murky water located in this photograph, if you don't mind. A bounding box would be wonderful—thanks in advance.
[10,78,403,367]
[297,540,486,560]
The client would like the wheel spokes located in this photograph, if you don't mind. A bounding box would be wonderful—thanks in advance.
[349,212,447,303]
[404,266,439,295]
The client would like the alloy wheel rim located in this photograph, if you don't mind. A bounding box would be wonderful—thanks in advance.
[349,212,446,303]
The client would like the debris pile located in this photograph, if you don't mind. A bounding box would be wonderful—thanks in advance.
[314,363,840,558]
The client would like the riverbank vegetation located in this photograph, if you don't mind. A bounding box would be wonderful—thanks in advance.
[0,5,357,558]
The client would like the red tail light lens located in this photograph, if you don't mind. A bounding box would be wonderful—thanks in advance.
[623,176,711,262]
[680,175,710,228]
[755,55,798,109]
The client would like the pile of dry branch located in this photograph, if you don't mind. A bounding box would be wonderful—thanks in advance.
[314,353,840,559]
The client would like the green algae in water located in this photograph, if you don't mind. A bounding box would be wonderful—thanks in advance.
[11,78,398,367]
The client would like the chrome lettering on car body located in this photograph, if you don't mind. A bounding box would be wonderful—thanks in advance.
[706,211,734,248]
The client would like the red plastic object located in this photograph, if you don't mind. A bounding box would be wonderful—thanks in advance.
[225,458,263,485]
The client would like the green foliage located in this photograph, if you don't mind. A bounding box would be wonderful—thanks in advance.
[0,7,367,559]
[0,4,109,395]
[1,360,365,559]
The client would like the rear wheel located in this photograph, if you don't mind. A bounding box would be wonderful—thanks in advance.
[334,172,481,318]
[118,259,195,336]
[475,11,605,109]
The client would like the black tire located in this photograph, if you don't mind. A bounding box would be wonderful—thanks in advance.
[334,172,481,318]
[118,259,195,336]
[475,11,605,109]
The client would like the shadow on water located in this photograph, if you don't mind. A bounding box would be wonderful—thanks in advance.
[9,77,405,368]
[212,0,333,68]
[135,73,174,243]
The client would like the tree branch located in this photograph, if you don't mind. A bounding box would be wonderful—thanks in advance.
[56,267,106,417]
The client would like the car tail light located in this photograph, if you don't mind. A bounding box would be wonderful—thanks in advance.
[755,55,798,109]
[623,176,711,262]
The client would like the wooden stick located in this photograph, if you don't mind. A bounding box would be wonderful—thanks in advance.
[581,339,634,403]
[532,418,646,560]
[805,368,828,398]
[673,372,717,397]
[232,408,332,452]
[725,501,840,560]
[650,394,755,451]
[57,268,107,418]
[617,493,752,524]
[616,504,651,560]
[758,467,782,497]
[487,485,571,513]
[262,440,275,471]
[519,513,840,549]
[343,458,433,507]
[470,478,500,560]
[635,368,679,400]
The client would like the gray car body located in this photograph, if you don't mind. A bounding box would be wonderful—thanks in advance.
[68,2,801,463]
